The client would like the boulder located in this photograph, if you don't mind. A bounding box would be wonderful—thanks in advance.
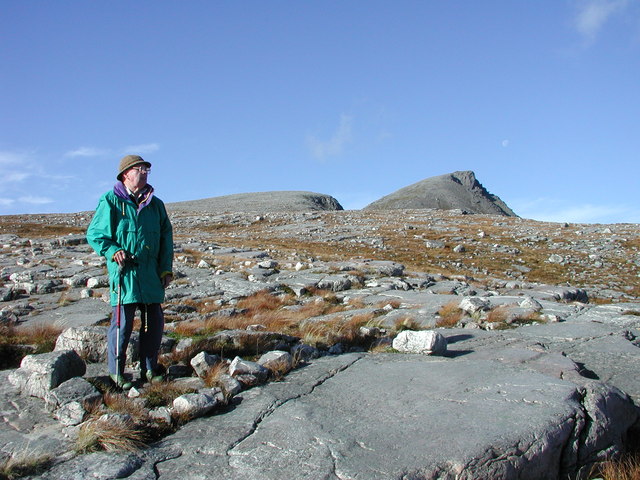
[229,356,269,386]
[173,389,223,419]
[8,350,86,399]
[44,376,102,411]
[54,326,108,362]
[190,351,222,378]
[459,297,490,315]
[392,330,447,355]
[258,350,294,375]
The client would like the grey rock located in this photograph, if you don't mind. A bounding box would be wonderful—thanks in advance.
[54,326,108,362]
[216,373,243,397]
[35,452,146,480]
[229,356,269,385]
[257,350,294,375]
[459,296,490,314]
[175,337,194,352]
[520,296,544,312]
[8,350,86,399]
[424,239,446,249]
[0,286,15,302]
[44,376,101,411]
[149,406,172,424]
[291,343,321,362]
[453,243,466,253]
[167,364,192,378]
[54,400,87,426]
[110,352,635,480]
[173,390,221,419]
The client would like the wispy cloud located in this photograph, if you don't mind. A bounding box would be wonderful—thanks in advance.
[65,147,109,157]
[19,195,54,205]
[122,143,160,155]
[0,150,34,184]
[307,115,353,161]
[513,197,639,224]
[573,0,628,43]
[65,143,160,158]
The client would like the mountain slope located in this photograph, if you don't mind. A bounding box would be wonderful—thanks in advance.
[364,171,516,216]
[168,191,343,213]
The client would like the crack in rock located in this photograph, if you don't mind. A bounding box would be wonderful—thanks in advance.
[227,355,362,455]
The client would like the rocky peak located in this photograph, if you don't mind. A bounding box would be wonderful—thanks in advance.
[364,170,517,216]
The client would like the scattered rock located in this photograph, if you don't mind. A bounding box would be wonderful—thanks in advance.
[392,330,448,355]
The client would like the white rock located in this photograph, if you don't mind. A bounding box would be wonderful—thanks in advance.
[190,351,221,378]
[459,297,489,315]
[392,330,447,355]
[519,297,543,312]
[149,406,172,424]
[173,392,218,418]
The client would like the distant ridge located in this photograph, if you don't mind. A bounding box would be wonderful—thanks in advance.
[167,191,343,213]
[364,171,517,216]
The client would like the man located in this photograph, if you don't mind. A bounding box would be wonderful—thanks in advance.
[87,154,173,389]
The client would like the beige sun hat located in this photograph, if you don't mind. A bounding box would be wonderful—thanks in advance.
[117,155,152,180]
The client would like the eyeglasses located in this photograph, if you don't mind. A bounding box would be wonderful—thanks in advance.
[131,166,151,174]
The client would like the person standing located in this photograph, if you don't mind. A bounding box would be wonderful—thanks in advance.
[87,154,174,389]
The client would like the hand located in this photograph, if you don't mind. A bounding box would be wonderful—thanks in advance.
[112,250,127,266]
[161,274,173,288]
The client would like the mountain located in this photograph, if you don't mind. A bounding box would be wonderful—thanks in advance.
[167,191,343,213]
[364,170,517,216]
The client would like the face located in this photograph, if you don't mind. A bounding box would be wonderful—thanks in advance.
[122,164,150,191]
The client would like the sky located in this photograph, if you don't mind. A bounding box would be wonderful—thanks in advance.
[1,1,639,224]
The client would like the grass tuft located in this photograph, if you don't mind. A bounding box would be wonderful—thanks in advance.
[75,416,146,453]
[203,362,229,388]
[589,453,640,480]
[142,381,197,409]
[0,323,63,369]
[0,449,53,480]
[436,302,463,328]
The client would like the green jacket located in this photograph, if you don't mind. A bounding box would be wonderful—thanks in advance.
[86,183,173,306]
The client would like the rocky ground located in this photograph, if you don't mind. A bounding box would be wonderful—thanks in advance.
[0,209,639,479]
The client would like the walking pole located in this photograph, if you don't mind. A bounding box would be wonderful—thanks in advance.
[115,263,124,386]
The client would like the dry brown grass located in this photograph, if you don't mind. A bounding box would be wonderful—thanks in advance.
[392,316,421,332]
[203,361,229,388]
[376,300,401,309]
[0,216,85,238]
[436,302,463,328]
[170,290,351,346]
[510,311,545,326]
[237,289,293,312]
[0,449,53,480]
[102,392,148,422]
[590,454,640,480]
[485,306,510,324]
[0,323,63,369]
[75,416,146,453]
[142,381,198,409]
[299,312,377,349]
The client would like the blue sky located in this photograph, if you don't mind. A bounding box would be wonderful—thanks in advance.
[1,1,639,224]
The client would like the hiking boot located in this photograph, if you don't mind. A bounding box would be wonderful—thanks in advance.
[110,373,133,390]
[144,370,165,384]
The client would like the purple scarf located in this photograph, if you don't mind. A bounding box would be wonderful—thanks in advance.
[113,182,155,213]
